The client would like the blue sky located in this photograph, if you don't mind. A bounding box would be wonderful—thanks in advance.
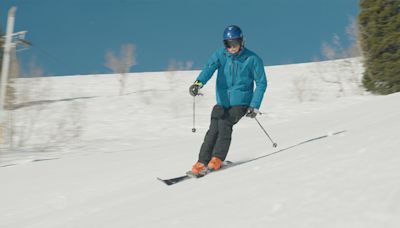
[1,0,359,76]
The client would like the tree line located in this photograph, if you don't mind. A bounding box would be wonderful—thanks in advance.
[359,0,400,94]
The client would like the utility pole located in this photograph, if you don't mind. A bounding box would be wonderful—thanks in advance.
[0,6,29,144]
[1,6,17,116]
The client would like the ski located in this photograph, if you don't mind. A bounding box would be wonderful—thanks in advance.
[157,175,191,186]
[157,161,234,186]
[157,130,347,186]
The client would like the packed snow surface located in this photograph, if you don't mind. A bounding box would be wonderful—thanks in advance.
[1,58,399,227]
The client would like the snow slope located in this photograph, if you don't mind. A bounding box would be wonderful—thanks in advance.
[1,58,400,227]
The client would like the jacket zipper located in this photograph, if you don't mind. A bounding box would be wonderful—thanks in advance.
[232,56,236,86]
[229,56,237,102]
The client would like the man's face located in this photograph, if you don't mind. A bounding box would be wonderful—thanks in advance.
[226,45,241,54]
[224,39,242,54]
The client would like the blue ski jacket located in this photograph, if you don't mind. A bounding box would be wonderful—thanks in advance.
[196,47,267,109]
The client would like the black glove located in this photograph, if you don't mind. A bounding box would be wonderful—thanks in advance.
[189,81,203,96]
[246,107,258,118]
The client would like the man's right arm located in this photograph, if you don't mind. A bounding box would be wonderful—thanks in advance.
[196,49,222,85]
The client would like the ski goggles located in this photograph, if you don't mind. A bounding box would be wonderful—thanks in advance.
[223,38,243,49]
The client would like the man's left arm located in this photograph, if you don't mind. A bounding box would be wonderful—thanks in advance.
[250,57,267,109]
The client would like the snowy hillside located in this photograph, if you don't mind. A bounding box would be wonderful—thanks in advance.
[1,58,400,227]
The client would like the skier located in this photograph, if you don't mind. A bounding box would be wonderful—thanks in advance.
[189,25,268,175]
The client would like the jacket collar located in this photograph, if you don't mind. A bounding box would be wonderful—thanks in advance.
[224,47,247,60]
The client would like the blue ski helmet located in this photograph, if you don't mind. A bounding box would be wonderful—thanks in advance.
[223,25,243,40]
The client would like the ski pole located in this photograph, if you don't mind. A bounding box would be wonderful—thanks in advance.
[254,116,278,148]
[192,96,196,133]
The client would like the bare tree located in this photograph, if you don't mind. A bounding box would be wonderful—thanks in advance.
[292,17,364,102]
[292,76,309,102]
[318,17,363,97]
[105,44,136,95]
[166,59,193,72]
[0,57,84,153]
[166,59,193,91]
[164,59,193,117]
[320,36,347,96]
[345,17,362,58]
[25,57,45,77]
[2,82,85,152]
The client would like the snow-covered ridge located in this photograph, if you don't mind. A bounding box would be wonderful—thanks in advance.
[1,58,364,164]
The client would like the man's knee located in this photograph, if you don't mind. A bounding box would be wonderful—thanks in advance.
[228,106,247,124]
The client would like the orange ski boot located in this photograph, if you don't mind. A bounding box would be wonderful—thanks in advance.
[191,162,207,176]
[207,157,222,171]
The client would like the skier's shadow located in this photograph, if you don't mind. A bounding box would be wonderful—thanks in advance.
[234,130,347,165]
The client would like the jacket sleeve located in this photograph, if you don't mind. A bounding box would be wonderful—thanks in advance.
[250,57,267,109]
[196,49,221,85]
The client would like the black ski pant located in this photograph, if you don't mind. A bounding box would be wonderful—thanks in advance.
[198,105,248,165]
